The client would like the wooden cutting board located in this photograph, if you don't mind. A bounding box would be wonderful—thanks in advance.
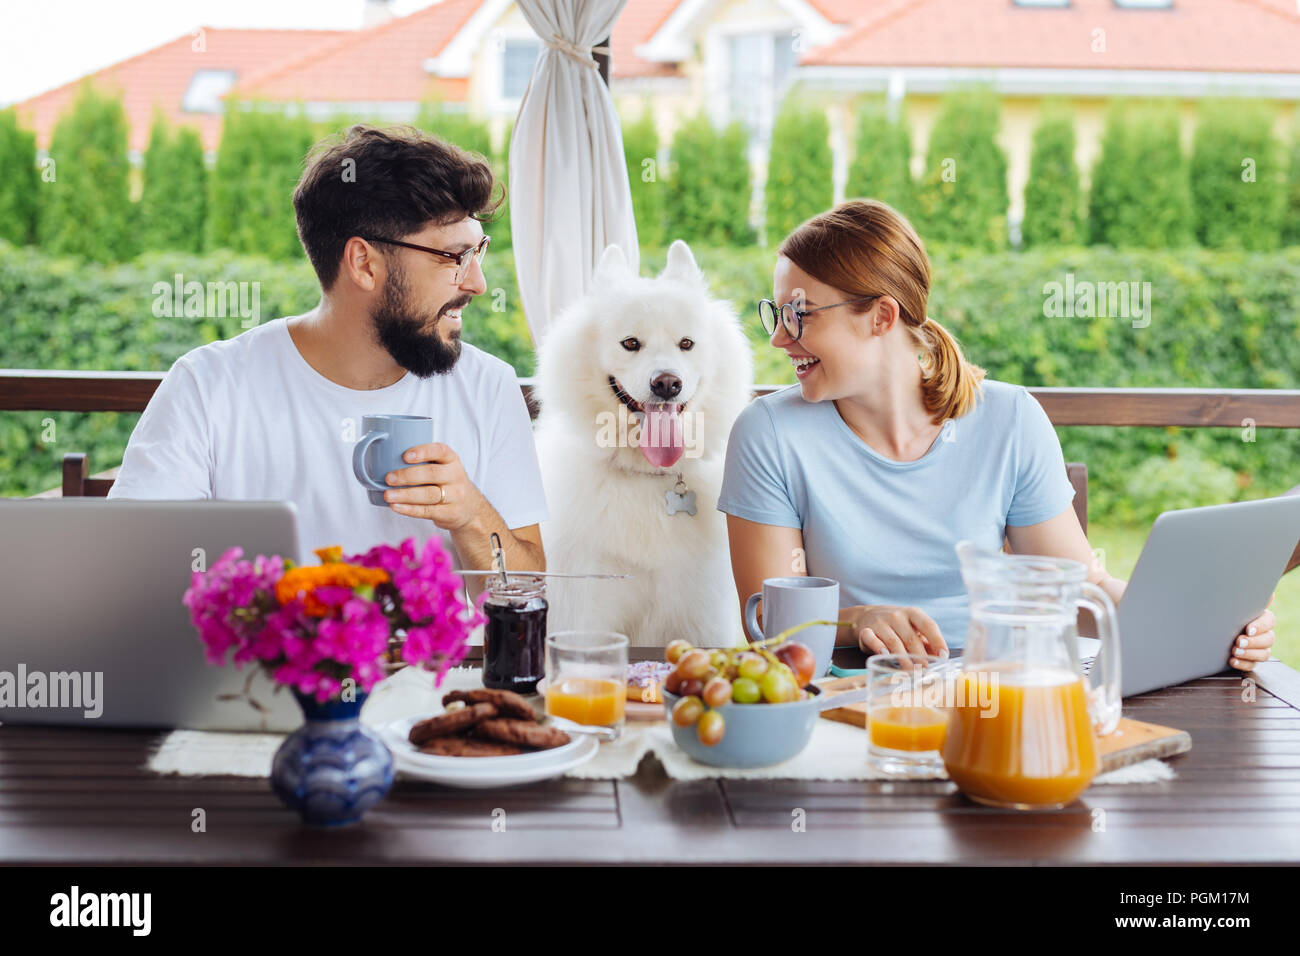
[816,676,1191,773]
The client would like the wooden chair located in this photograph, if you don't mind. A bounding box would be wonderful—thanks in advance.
[59,452,116,498]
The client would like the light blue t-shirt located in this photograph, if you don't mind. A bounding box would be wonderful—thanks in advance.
[717,379,1075,648]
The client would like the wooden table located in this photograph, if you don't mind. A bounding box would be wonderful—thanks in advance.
[2,652,1299,866]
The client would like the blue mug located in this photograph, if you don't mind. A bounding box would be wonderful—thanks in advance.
[744,576,841,679]
[351,414,433,507]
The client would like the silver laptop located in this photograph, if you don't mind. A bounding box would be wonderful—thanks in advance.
[1117,495,1300,697]
[0,499,303,731]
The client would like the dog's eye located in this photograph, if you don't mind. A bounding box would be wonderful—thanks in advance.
[620,337,641,352]
[678,338,695,351]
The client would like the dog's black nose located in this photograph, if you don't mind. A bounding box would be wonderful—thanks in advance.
[650,373,682,400]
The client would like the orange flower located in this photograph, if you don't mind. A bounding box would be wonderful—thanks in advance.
[314,545,344,564]
[276,563,391,616]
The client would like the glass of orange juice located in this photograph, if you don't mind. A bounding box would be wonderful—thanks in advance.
[544,631,628,741]
[866,654,950,776]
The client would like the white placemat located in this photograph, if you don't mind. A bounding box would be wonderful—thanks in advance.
[147,666,1173,785]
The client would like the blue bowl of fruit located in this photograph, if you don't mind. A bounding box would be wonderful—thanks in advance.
[660,622,869,769]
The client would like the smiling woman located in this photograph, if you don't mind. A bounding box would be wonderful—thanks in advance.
[718,199,1277,674]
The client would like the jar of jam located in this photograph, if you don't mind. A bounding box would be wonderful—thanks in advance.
[482,575,547,693]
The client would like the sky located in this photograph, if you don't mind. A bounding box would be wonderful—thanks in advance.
[0,0,439,106]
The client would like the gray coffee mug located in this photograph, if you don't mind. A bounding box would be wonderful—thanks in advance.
[352,414,433,507]
[744,577,841,679]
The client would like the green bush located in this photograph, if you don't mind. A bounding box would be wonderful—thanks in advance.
[1125,449,1241,525]
[1281,134,1300,247]
[622,109,667,247]
[416,102,492,158]
[666,113,754,246]
[5,242,1300,525]
[915,90,1008,250]
[0,109,38,245]
[208,104,315,259]
[764,100,833,245]
[1021,106,1083,247]
[489,119,513,250]
[1088,102,1192,248]
[844,103,914,218]
[38,84,134,262]
[138,115,207,253]
[1189,101,1285,251]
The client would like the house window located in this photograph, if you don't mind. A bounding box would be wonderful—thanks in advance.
[502,39,540,100]
[182,70,237,113]
[727,32,798,139]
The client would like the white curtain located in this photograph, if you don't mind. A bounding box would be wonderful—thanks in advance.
[510,0,638,345]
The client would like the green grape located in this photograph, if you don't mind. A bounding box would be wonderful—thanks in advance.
[737,652,768,681]
[730,676,761,704]
[709,649,728,669]
[760,668,796,703]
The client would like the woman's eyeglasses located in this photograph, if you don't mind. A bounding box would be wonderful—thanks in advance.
[360,234,490,285]
[757,295,882,341]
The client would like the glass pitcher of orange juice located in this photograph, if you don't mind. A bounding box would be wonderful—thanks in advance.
[943,541,1122,810]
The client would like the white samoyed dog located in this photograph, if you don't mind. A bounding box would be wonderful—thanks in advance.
[534,240,754,647]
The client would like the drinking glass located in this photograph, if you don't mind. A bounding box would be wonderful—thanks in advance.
[866,654,950,776]
[544,631,628,741]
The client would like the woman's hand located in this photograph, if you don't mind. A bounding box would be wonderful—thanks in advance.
[842,605,948,659]
[1230,603,1275,672]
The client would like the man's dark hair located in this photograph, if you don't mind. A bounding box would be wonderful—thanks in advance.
[293,124,501,289]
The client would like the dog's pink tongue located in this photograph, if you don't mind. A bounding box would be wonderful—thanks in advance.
[640,402,685,468]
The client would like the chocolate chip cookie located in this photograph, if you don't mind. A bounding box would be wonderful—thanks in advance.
[441,688,535,721]
[408,702,497,746]
[474,718,571,750]
[420,736,526,757]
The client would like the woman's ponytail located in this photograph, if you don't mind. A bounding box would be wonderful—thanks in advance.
[916,316,984,423]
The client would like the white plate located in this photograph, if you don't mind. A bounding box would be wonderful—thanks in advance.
[380,715,599,788]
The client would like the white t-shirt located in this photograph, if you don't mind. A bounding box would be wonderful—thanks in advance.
[108,317,548,564]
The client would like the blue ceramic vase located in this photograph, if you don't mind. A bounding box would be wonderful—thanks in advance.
[271,690,394,826]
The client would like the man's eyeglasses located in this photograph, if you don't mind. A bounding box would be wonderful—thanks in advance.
[360,234,490,285]
[757,295,882,342]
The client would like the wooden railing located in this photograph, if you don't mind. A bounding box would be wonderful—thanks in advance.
[4,369,1300,428]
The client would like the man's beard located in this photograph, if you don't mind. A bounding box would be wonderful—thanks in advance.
[371,262,465,378]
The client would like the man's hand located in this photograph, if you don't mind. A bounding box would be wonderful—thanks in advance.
[383,442,487,533]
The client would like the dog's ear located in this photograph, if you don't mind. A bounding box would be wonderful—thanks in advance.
[594,244,630,284]
[661,239,703,285]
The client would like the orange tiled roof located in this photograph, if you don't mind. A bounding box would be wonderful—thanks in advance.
[11,28,345,151]
[231,0,481,101]
[611,0,685,78]
[801,0,1300,73]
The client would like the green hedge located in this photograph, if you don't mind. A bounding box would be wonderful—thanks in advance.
[1190,101,1286,251]
[764,99,833,245]
[915,90,1009,251]
[844,103,914,218]
[1020,106,1083,248]
[665,113,754,246]
[4,241,1300,528]
[0,108,38,246]
[38,84,135,262]
[1088,102,1192,248]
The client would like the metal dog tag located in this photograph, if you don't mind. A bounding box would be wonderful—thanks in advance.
[666,476,696,516]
